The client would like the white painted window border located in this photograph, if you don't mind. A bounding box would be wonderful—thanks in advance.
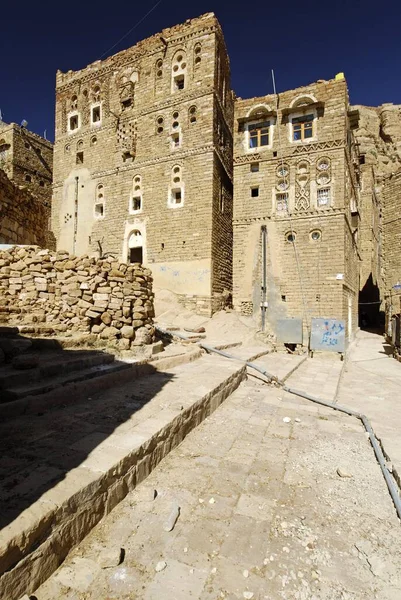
[67,111,81,134]
[94,202,105,219]
[288,108,317,144]
[90,102,102,128]
[129,193,143,215]
[167,184,185,209]
[316,186,332,208]
[244,105,275,154]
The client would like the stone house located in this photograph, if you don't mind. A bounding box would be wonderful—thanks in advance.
[0,119,54,247]
[233,76,361,342]
[0,119,53,204]
[52,13,233,316]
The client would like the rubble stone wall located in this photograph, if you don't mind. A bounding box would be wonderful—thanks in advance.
[0,246,155,349]
[0,170,54,248]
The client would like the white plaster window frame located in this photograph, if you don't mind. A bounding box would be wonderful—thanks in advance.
[67,111,81,134]
[289,108,317,144]
[171,50,187,94]
[90,102,102,128]
[94,202,105,219]
[167,184,185,209]
[129,193,143,215]
[171,130,182,150]
[244,117,275,154]
[275,192,289,213]
[317,186,332,208]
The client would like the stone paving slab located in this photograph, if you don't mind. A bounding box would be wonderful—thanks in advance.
[34,373,401,600]
[336,330,401,489]
[0,354,247,600]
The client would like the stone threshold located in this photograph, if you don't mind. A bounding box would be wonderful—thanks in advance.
[0,356,247,600]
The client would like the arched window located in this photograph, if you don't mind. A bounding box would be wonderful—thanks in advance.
[130,175,142,213]
[169,165,184,208]
[92,85,101,103]
[194,43,202,68]
[172,50,187,92]
[94,183,105,219]
[156,58,163,79]
[25,174,32,183]
[71,95,78,110]
[189,106,197,124]
[156,115,164,134]
[128,230,143,264]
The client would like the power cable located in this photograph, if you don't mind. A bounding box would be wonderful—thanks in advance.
[99,0,163,60]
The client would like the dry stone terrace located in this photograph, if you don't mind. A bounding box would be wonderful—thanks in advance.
[0,246,155,348]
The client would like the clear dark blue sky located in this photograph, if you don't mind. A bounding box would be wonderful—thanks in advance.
[1,0,400,141]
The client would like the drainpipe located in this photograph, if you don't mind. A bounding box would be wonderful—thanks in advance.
[261,225,267,332]
[73,176,79,255]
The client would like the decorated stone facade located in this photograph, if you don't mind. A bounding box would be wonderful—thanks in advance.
[52,13,234,316]
[233,76,361,341]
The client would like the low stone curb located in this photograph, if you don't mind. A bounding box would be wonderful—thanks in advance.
[0,358,246,600]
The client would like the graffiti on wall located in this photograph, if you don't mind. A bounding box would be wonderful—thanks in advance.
[310,318,346,352]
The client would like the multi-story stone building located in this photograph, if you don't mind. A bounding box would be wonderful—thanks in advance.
[233,75,361,341]
[0,119,53,204]
[52,12,233,316]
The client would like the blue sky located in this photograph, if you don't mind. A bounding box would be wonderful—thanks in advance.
[1,0,400,141]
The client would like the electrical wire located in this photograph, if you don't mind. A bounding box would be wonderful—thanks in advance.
[99,0,163,60]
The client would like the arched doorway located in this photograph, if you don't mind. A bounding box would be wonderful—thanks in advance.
[128,229,143,264]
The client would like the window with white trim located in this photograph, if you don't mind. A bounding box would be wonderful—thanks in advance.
[292,114,314,141]
[276,193,288,212]
[317,187,331,207]
[248,121,270,149]
[68,114,79,132]
[95,183,105,218]
[130,175,143,214]
[172,51,186,92]
[168,165,184,208]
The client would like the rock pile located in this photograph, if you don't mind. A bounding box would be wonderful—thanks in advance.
[0,246,155,348]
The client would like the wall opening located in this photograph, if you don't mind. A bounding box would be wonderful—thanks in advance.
[128,230,143,264]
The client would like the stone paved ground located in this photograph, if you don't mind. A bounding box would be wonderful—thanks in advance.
[336,330,401,485]
[35,350,401,600]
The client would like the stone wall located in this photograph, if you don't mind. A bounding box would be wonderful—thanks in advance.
[0,121,53,206]
[382,169,401,294]
[0,246,155,349]
[233,77,360,340]
[0,170,54,248]
[51,12,234,317]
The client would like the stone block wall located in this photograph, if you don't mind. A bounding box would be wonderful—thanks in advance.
[0,246,155,349]
[0,170,54,248]
[383,169,401,293]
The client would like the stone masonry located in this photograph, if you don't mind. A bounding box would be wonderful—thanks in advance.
[233,76,360,341]
[0,246,155,348]
[52,13,233,317]
[0,170,54,248]
[352,103,401,327]
[0,119,53,205]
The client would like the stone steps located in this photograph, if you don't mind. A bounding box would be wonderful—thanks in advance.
[0,354,246,600]
[0,350,115,394]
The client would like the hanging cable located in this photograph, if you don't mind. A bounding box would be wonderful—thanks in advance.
[271,70,312,338]
[99,0,163,60]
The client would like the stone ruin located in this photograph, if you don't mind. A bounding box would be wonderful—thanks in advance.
[0,246,155,351]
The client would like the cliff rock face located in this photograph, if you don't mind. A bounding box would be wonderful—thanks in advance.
[352,103,401,181]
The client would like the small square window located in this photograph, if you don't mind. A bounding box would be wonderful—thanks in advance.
[171,188,182,205]
[251,187,259,198]
[95,203,104,218]
[174,75,185,91]
[171,133,180,148]
[69,115,79,131]
[92,106,101,123]
[317,187,331,206]
[76,151,84,164]
[132,196,142,212]
[250,162,259,172]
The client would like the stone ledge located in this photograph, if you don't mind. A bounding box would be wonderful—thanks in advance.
[0,357,246,600]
